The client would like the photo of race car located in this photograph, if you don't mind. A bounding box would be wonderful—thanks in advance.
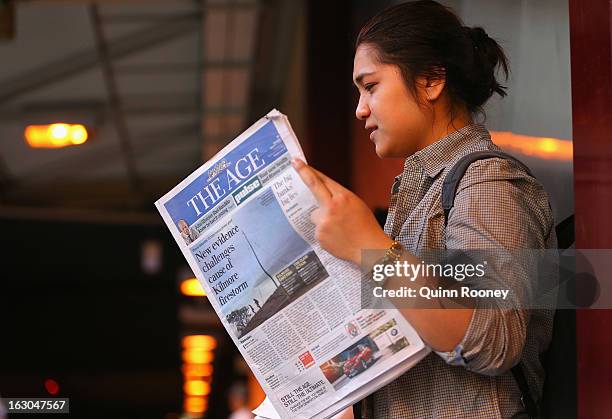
[319,319,410,391]
[343,344,375,378]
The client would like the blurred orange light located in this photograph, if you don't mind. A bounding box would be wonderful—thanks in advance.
[180,278,206,296]
[50,123,68,140]
[25,123,89,148]
[182,335,217,350]
[184,380,211,396]
[182,363,214,378]
[182,348,214,364]
[70,125,88,144]
[184,396,207,414]
[491,131,572,161]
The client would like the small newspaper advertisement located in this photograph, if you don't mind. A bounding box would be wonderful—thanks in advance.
[156,110,429,419]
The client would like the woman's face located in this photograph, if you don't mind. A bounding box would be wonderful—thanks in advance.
[353,45,430,158]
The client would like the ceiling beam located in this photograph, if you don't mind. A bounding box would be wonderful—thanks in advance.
[0,204,161,225]
[114,60,253,74]
[199,0,262,160]
[0,98,246,121]
[100,4,258,23]
[0,11,200,105]
[200,0,241,160]
[90,4,140,197]
[247,0,302,122]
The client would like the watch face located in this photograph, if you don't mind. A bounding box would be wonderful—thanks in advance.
[389,241,403,256]
[391,241,403,251]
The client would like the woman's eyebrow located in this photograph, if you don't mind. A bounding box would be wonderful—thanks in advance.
[353,71,375,86]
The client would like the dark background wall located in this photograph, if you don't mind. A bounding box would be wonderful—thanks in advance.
[0,218,184,418]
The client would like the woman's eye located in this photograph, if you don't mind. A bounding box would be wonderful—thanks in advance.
[365,83,377,92]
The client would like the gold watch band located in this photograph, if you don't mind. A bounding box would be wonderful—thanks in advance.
[372,240,404,288]
[385,240,403,261]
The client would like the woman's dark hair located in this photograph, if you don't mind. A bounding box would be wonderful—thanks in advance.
[356,0,509,118]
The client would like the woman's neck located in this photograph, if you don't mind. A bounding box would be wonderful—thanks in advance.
[419,108,473,150]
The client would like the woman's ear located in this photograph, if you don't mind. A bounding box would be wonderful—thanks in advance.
[416,68,446,102]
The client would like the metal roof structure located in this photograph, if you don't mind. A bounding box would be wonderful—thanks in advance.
[0,0,301,217]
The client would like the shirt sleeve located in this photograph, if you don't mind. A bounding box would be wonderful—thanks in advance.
[434,159,554,376]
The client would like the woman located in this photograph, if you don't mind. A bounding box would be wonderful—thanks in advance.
[293,1,555,418]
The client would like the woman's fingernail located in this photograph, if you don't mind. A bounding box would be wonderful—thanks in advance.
[292,158,304,168]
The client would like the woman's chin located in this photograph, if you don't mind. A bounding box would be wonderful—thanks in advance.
[374,143,401,159]
[373,142,389,158]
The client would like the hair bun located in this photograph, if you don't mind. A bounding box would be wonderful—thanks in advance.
[460,25,509,109]
[464,26,489,49]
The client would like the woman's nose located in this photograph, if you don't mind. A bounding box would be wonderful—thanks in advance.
[355,96,370,120]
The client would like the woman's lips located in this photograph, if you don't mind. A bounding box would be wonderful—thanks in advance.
[369,129,377,141]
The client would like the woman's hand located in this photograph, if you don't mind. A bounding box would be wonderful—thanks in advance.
[330,406,354,419]
[292,158,392,264]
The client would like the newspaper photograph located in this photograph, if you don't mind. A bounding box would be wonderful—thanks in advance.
[156,109,428,419]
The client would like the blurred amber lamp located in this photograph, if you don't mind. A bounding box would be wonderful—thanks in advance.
[181,278,206,296]
[184,380,211,396]
[490,131,572,160]
[25,123,89,148]
[182,335,217,351]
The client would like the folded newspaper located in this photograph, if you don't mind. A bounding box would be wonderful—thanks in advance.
[155,109,430,419]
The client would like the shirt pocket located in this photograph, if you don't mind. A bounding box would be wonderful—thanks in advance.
[405,203,446,251]
[397,206,436,252]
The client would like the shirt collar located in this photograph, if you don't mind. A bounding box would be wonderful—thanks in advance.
[404,123,491,178]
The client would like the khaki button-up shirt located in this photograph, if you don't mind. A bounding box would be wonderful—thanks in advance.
[363,124,556,418]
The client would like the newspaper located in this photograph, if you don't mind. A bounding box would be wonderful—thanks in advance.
[155,109,429,419]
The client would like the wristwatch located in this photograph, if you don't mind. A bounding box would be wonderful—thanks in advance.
[384,240,404,261]
[371,240,404,288]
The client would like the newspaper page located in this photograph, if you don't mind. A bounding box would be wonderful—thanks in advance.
[155,109,429,419]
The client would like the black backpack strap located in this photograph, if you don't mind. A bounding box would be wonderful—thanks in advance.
[512,364,539,418]
[442,150,539,418]
[442,150,534,227]
[555,214,575,250]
